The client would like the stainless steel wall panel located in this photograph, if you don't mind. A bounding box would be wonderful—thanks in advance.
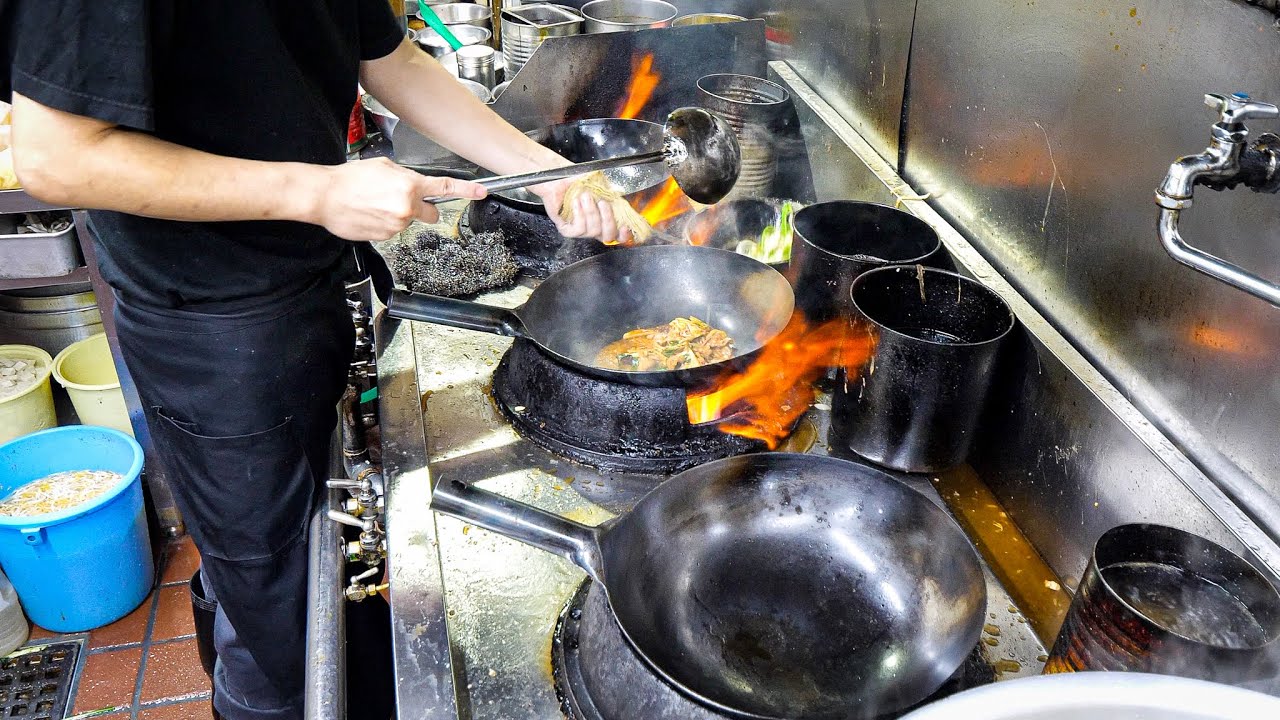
[901,0,1280,540]
[775,63,1280,588]
[771,0,917,162]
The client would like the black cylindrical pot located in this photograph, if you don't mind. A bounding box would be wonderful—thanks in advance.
[1045,524,1280,683]
[832,266,1013,473]
[789,201,944,322]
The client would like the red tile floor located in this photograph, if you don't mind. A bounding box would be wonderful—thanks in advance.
[28,536,213,719]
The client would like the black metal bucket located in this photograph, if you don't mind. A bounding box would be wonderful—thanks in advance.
[788,201,945,322]
[1045,524,1280,684]
[832,265,1014,473]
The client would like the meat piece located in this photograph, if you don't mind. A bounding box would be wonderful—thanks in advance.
[595,317,735,372]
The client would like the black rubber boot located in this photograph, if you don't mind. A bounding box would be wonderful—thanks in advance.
[189,567,219,679]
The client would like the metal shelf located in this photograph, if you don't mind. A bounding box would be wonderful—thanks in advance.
[0,188,70,215]
[0,266,90,291]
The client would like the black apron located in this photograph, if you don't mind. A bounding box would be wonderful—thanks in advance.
[114,267,355,702]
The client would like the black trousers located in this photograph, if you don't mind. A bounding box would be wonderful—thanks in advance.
[115,270,354,718]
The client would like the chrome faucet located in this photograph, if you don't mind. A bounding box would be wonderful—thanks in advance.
[1155,92,1280,306]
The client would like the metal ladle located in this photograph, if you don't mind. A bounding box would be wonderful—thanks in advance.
[423,107,742,205]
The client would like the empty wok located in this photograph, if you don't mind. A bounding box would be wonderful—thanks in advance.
[432,453,988,719]
[388,245,794,387]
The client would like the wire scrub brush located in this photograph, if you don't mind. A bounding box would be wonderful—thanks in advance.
[389,228,518,298]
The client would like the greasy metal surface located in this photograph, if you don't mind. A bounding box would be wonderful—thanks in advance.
[384,228,1044,719]
[899,0,1280,541]
[397,296,1045,718]
[496,21,764,129]
[769,64,1280,587]
[768,0,917,163]
[771,64,897,206]
[376,299,460,720]
[303,490,346,720]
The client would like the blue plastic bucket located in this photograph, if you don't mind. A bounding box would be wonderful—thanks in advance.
[0,426,152,631]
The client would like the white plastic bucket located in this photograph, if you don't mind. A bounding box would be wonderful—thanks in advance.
[52,334,133,436]
[0,344,56,444]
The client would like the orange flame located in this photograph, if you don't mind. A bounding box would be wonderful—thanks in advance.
[633,177,693,226]
[688,315,875,448]
[616,53,661,120]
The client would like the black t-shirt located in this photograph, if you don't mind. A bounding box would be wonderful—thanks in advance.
[3,1,403,310]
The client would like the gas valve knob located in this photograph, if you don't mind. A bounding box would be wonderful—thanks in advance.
[344,582,388,602]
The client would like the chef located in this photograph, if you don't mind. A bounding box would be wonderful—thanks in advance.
[3,2,629,718]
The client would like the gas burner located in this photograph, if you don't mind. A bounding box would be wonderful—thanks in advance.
[465,198,609,278]
[553,579,996,720]
[491,338,760,474]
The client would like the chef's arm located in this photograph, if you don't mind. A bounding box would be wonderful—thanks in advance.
[9,91,484,241]
[358,39,625,242]
[359,38,568,176]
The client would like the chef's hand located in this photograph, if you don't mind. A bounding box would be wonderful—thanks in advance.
[313,158,486,241]
[532,177,634,246]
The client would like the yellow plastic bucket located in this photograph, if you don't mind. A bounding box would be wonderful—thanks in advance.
[0,345,56,444]
[52,334,133,436]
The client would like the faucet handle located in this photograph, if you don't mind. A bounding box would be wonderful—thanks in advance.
[1205,93,1280,127]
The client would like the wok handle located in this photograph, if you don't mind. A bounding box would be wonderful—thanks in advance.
[432,477,605,582]
[388,289,527,338]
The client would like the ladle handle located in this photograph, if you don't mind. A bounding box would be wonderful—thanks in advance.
[432,477,605,582]
[422,150,666,202]
[388,289,527,338]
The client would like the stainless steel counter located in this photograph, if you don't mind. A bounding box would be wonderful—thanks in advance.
[376,282,1046,720]
[374,62,1280,720]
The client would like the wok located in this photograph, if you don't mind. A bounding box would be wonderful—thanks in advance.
[387,245,794,387]
[494,118,671,213]
[432,453,988,719]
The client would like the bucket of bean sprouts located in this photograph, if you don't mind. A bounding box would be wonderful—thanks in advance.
[0,426,151,631]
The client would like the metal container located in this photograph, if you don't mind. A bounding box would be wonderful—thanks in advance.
[696,74,790,199]
[0,304,104,358]
[0,287,95,313]
[437,49,508,81]
[1045,524,1280,684]
[455,44,497,89]
[500,4,582,76]
[413,24,491,58]
[490,79,512,101]
[425,2,493,29]
[789,201,944,322]
[456,78,492,103]
[361,94,398,138]
[672,12,746,26]
[580,0,676,32]
[831,265,1014,473]
[0,214,82,280]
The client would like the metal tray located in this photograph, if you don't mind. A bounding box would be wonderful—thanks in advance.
[0,214,82,280]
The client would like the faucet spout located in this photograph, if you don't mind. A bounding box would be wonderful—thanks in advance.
[1153,92,1280,305]
[1157,206,1280,307]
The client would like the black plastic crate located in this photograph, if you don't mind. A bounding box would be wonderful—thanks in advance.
[0,641,82,720]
